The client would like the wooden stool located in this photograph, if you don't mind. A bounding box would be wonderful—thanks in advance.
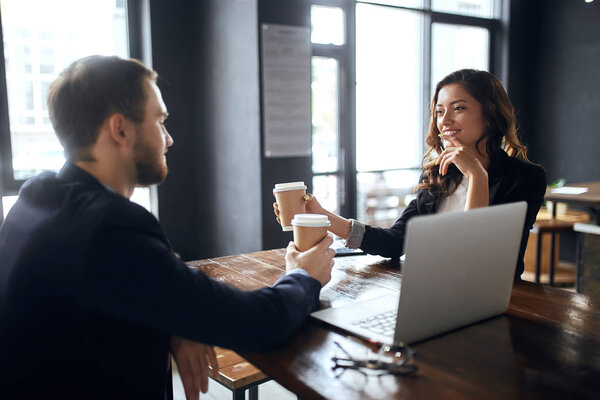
[524,207,590,286]
[210,346,271,400]
[531,219,575,286]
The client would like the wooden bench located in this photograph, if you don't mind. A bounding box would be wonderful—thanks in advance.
[210,346,271,400]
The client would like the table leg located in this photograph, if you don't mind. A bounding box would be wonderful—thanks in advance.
[576,232,584,293]
[549,232,556,286]
[233,388,245,400]
[249,386,258,400]
[535,231,542,284]
[590,207,600,225]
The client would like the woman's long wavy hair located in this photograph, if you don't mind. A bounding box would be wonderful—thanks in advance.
[417,69,528,199]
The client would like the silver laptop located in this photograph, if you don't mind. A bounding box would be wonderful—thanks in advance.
[311,201,527,345]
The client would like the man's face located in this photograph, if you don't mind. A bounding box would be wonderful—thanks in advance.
[133,79,173,186]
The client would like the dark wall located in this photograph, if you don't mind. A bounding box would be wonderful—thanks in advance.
[150,0,311,257]
[150,0,201,259]
[507,0,541,155]
[258,0,312,250]
[509,0,600,183]
[151,0,262,260]
[509,0,600,262]
[196,0,262,258]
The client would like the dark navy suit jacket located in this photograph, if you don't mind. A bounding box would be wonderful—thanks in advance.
[0,163,321,399]
[360,151,547,278]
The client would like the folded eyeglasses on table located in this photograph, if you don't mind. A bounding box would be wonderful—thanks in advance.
[332,340,418,377]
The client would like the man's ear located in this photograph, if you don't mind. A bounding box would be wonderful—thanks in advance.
[105,113,135,146]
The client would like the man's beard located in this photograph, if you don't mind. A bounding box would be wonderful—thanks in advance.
[133,132,168,186]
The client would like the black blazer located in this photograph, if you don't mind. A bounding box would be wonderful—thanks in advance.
[360,151,547,278]
[0,163,321,399]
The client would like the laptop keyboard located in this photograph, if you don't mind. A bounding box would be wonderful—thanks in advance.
[352,309,397,337]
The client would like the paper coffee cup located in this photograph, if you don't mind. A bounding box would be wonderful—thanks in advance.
[273,181,307,231]
[292,214,331,252]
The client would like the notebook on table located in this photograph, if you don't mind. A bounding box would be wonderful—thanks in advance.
[311,201,527,345]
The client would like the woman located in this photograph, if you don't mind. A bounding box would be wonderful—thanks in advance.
[276,69,546,279]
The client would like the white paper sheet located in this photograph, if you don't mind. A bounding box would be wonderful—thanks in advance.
[550,187,589,195]
[261,24,311,158]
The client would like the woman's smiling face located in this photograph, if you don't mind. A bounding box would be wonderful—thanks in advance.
[435,83,487,150]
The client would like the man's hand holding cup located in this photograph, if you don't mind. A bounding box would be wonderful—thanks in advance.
[285,233,335,287]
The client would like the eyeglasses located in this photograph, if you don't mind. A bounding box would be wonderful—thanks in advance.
[331,340,418,378]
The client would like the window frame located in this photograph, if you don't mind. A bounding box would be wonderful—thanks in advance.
[311,0,357,218]
[0,9,16,195]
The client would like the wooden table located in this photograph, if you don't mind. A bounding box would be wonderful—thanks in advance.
[545,181,600,224]
[188,250,600,399]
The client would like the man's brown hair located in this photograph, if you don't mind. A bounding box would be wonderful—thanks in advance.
[47,55,157,161]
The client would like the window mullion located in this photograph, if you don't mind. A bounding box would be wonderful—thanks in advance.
[0,8,19,194]
[423,8,432,159]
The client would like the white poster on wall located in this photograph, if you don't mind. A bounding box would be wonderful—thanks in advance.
[261,23,311,158]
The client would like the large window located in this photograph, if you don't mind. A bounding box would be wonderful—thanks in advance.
[431,22,490,90]
[310,3,349,215]
[312,56,341,213]
[0,0,151,220]
[311,0,505,225]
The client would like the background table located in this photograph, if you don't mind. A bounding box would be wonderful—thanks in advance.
[188,249,600,399]
[545,181,600,224]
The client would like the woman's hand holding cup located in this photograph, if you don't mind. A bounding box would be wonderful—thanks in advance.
[273,193,325,224]
[273,192,352,240]
[303,193,327,214]
[272,182,307,231]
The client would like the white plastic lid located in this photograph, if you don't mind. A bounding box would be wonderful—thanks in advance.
[291,214,331,227]
[273,181,307,192]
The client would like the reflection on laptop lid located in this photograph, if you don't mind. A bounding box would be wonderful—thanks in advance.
[311,201,527,345]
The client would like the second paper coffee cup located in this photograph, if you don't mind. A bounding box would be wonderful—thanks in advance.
[273,181,307,231]
[292,214,331,252]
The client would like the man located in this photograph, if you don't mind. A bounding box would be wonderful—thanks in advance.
[0,56,334,399]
